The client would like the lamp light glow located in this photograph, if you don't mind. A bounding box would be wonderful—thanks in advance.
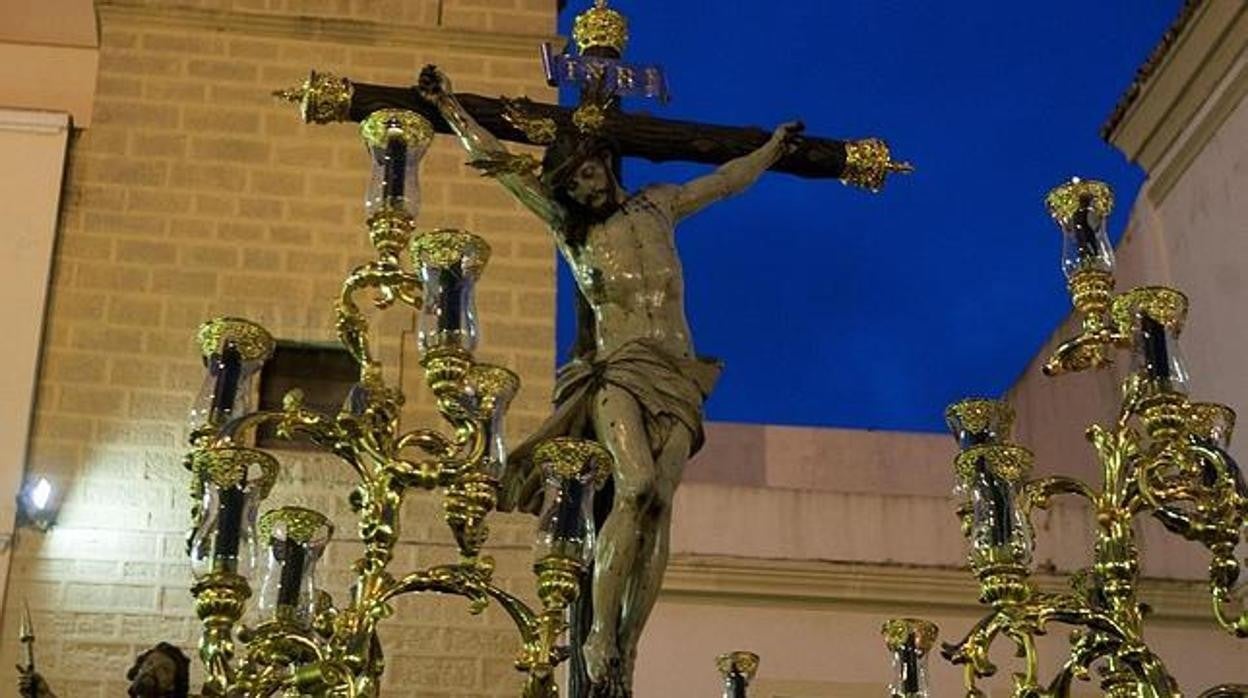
[18,475,60,530]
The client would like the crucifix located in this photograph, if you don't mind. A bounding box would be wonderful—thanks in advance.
[278,3,910,696]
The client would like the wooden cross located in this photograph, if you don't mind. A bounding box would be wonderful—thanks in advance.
[275,9,912,193]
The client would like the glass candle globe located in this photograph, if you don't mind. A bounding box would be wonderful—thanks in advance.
[953,445,1034,570]
[188,317,275,433]
[1112,287,1191,398]
[464,364,520,479]
[715,652,759,698]
[882,618,938,698]
[361,109,433,219]
[188,447,280,581]
[256,507,333,628]
[1045,178,1115,281]
[532,438,612,565]
[410,229,491,357]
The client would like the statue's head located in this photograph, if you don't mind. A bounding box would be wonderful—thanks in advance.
[126,643,190,698]
[542,133,622,215]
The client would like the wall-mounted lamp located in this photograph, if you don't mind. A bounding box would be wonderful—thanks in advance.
[17,476,60,530]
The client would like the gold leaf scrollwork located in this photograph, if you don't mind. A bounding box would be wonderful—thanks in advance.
[946,398,1015,437]
[410,229,491,277]
[881,618,939,653]
[190,446,280,497]
[465,364,520,406]
[572,102,607,134]
[1110,286,1189,335]
[533,437,614,486]
[1045,178,1114,226]
[954,444,1034,484]
[841,138,914,192]
[258,506,334,545]
[360,109,435,150]
[272,70,353,125]
[196,317,276,361]
[501,97,558,145]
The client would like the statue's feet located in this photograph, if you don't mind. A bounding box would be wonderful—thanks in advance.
[589,658,631,698]
[582,627,615,685]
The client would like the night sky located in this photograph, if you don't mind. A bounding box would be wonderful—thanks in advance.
[553,1,1180,432]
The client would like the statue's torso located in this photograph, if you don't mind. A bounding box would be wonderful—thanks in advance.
[572,189,694,359]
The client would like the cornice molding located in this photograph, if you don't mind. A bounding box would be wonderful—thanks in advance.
[98,3,563,58]
[662,555,1215,625]
[0,109,70,134]
[1103,0,1248,202]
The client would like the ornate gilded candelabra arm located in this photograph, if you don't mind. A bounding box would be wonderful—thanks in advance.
[1210,549,1248,638]
[381,416,484,491]
[1020,475,1097,517]
[1044,327,1127,377]
[231,623,327,697]
[336,260,421,371]
[942,610,1007,696]
[383,562,542,640]
[944,580,1172,698]
[395,428,456,457]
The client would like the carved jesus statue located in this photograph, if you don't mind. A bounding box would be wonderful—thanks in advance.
[419,65,801,696]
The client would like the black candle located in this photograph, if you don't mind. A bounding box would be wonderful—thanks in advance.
[438,267,466,335]
[957,428,995,450]
[724,669,748,698]
[975,459,1015,547]
[1068,199,1102,263]
[209,343,243,425]
[552,479,586,544]
[1140,314,1172,383]
[275,539,308,608]
[383,137,407,203]
[899,637,921,694]
[213,485,245,571]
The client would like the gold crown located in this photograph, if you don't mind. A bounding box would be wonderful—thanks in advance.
[573,0,629,55]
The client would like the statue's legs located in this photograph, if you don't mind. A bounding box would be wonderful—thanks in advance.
[584,385,660,687]
[617,418,690,681]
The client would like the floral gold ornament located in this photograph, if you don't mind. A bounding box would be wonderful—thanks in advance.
[901,177,1248,698]
[501,96,559,145]
[1110,285,1189,334]
[1044,176,1114,225]
[196,317,275,362]
[572,102,607,134]
[841,137,915,192]
[533,436,613,487]
[257,507,332,546]
[189,447,279,496]
[410,228,491,277]
[273,70,353,125]
[360,109,434,150]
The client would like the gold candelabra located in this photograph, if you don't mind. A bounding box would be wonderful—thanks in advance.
[182,108,614,697]
[882,178,1248,698]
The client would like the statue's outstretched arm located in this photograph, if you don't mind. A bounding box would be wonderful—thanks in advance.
[419,65,566,229]
[672,121,803,220]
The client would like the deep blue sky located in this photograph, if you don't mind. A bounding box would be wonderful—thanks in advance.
[553,1,1180,432]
